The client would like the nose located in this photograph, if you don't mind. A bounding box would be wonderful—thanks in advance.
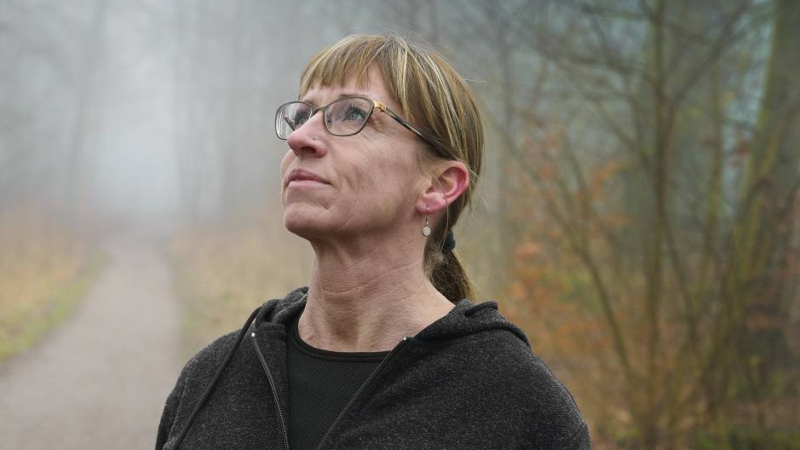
[286,112,328,159]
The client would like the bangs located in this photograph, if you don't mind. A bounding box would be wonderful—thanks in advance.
[298,34,412,118]
[299,36,377,93]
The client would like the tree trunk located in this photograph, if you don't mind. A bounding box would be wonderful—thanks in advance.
[64,0,108,227]
[728,0,800,423]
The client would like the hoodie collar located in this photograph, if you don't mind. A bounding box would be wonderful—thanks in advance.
[254,286,529,347]
[254,286,308,327]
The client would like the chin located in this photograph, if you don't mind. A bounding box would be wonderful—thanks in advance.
[282,207,329,240]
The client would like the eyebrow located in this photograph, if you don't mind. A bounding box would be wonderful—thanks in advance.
[300,91,371,105]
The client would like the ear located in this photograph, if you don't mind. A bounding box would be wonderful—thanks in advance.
[416,161,470,215]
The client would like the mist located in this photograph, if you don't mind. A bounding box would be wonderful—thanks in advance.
[2,1,798,449]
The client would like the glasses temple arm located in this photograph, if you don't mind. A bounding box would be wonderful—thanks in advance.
[377,103,447,156]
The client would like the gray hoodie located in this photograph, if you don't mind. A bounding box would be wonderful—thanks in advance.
[155,287,590,450]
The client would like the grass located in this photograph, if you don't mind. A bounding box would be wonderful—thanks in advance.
[0,251,106,362]
[696,427,800,450]
[0,207,107,363]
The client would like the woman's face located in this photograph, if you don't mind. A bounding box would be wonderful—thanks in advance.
[280,66,428,243]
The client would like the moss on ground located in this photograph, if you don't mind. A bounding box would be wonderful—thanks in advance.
[0,251,107,363]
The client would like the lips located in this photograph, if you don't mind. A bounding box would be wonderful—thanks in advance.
[286,168,330,187]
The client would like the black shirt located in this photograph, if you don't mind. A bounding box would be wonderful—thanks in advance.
[287,315,389,450]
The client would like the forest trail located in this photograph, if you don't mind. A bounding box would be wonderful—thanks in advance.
[0,227,182,450]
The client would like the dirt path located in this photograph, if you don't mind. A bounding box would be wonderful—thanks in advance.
[0,227,182,450]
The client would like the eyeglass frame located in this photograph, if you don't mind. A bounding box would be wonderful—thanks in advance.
[275,96,446,157]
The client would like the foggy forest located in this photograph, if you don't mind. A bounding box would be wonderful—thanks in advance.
[0,0,798,449]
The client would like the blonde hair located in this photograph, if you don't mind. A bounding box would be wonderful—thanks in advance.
[298,33,484,303]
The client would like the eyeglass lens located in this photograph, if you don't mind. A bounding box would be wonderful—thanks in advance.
[275,97,373,139]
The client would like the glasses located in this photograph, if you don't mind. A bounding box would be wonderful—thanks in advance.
[275,96,444,155]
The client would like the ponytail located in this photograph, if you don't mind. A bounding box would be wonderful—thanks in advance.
[431,250,474,304]
[425,224,475,303]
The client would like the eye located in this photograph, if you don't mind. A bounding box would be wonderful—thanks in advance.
[283,111,309,130]
[343,105,367,122]
[290,111,311,128]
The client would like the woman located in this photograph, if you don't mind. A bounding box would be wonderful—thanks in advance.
[155,34,589,450]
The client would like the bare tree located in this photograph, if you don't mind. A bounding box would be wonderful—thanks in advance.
[409,0,797,448]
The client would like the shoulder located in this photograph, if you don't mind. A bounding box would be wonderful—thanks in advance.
[171,329,242,391]
[174,287,307,382]
[443,328,589,447]
[155,328,244,449]
[465,328,582,411]
[402,324,590,448]
[489,330,588,446]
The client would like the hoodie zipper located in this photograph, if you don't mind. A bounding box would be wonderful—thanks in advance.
[313,336,411,450]
[251,331,290,450]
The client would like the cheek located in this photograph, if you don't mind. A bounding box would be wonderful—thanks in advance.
[357,148,419,207]
[279,150,294,197]
[334,136,423,222]
[279,150,293,176]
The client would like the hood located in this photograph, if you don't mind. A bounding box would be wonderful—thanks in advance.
[254,286,530,346]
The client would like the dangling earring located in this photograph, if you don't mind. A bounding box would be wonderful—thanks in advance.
[422,206,431,237]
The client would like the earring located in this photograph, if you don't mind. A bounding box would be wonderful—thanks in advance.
[422,206,431,237]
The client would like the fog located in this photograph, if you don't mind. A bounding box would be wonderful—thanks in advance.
[2,1,798,449]
[3,0,380,224]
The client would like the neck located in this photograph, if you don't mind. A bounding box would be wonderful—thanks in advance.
[297,235,454,352]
